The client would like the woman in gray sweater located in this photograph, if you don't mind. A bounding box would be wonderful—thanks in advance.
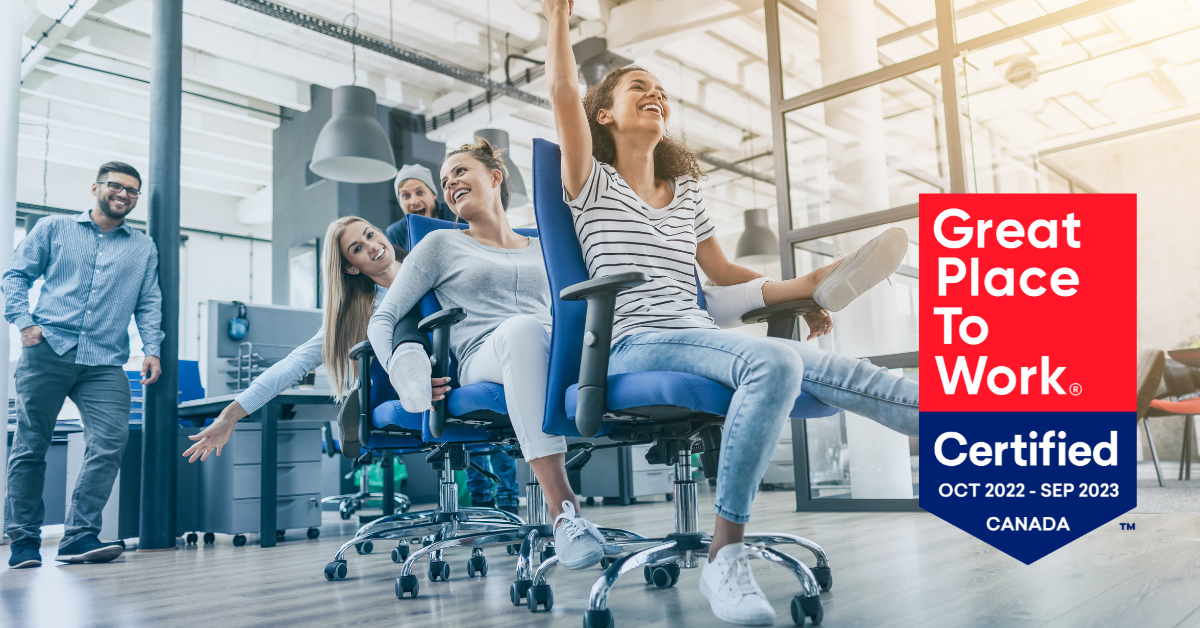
[367,139,610,571]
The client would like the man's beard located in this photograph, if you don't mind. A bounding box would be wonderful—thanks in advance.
[98,196,133,220]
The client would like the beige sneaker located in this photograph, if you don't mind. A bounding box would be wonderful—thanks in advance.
[812,227,909,312]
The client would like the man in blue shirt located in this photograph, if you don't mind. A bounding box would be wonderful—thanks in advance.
[3,161,164,568]
[385,163,457,253]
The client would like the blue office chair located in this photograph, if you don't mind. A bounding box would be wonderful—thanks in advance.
[387,216,643,604]
[322,338,523,582]
[527,139,838,626]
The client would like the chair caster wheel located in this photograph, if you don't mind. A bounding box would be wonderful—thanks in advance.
[323,560,347,581]
[276,530,286,542]
[339,510,351,520]
[467,555,488,577]
[600,556,618,569]
[527,584,553,612]
[396,574,419,598]
[203,532,215,544]
[665,493,674,501]
[232,534,247,547]
[186,533,198,545]
[585,497,595,506]
[427,560,450,581]
[540,546,555,561]
[790,595,824,625]
[650,564,679,588]
[812,566,832,591]
[355,541,373,554]
[307,527,320,540]
[392,544,410,563]
[506,544,519,556]
[510,579,532,606]
[584,609,614,628]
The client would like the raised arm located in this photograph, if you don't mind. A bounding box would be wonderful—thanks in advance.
[542,0,593,200]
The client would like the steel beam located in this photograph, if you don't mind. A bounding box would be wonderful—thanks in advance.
[140,0,183,551]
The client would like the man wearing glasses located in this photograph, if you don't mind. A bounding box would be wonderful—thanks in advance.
[3,161,163,568]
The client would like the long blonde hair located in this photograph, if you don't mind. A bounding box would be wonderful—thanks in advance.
[320,216,393,400]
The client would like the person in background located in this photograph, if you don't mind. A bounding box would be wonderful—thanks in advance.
[3,161,163,569]
[385,163,458,252]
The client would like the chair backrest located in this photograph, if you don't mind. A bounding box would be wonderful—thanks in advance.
[533,140,717,437]
[405,214,539,381]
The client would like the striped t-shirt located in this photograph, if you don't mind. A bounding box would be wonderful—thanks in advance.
[565,157,719,341]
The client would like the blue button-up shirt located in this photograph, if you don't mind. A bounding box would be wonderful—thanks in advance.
[2,211,164,366]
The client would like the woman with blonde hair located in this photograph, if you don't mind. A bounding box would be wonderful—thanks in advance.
[182,216,445,463]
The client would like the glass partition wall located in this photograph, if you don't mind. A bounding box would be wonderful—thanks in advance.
[764,0,1160,511]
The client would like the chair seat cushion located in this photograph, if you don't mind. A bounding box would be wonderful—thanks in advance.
[565,371,838,420]
[372,382,510,443]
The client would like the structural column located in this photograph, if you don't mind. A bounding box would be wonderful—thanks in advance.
[816,0,914,500]
[0,0,22,533]
[141,0,183,549]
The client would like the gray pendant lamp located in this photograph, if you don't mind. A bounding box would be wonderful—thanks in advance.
[310,85,398,184]
[735,208,781,264]
[474,128,529,208]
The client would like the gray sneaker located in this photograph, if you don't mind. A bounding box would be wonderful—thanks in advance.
[812,227,909,312]
[553,501,605,570]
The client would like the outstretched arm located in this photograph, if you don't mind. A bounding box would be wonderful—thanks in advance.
[542,0,593,200]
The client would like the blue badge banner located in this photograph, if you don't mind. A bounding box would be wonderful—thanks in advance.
[920,411,1137,564]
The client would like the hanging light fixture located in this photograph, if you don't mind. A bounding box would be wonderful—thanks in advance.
[735,208,780,264]
[310,8,396,184]
[310,85,397,183]
[474,128,529,208]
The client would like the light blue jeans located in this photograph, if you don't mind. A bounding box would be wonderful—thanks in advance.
[608,329,918,524]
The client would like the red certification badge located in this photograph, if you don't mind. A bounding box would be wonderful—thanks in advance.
[919,194,1136,564]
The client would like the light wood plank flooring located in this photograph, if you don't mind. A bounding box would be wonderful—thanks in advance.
[3,486,1198,628]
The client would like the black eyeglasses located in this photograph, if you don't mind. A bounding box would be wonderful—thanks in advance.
[97,181,141,198]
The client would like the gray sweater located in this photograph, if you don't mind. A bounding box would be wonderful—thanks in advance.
[368,229,552,370]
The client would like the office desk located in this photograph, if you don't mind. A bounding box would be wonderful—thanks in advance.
[179,390,335,547]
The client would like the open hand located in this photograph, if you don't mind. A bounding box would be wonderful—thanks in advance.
[183,418,236,462]
[802,309,834,340]
[542,0,573,18]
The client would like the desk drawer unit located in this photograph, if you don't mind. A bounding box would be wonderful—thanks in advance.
[204,494,322,535]
[230,462,322,500]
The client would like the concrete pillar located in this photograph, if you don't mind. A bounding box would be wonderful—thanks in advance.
[816,0,914,499]
[140,0,182,549]
[0,0,21,535]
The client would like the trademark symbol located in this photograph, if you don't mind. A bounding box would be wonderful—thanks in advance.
[1119,522,1135,531]
[1069,383,1082,396]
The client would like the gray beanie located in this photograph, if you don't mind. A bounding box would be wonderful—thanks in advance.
[395,163,438,199]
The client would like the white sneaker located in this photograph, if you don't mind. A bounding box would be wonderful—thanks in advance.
[553,501,606,569]
[387,343,433,413]
[699,543,776,626]
[812,227,909,312]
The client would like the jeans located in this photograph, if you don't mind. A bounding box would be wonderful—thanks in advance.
[609,329,918,524]
[4,342,131,546]
[466,449,520,508]
[459,315,566,461]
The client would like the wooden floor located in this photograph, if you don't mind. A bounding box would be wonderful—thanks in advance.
[4,486,1200,628]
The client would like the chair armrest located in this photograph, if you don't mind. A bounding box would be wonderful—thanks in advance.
[560,273,649,437]
[559,272,649,302]
[742,299,822,339]
[349,340,373,361]
[353,342,374,447]
[419,307,467,438]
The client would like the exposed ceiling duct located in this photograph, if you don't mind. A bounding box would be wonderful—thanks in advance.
[220,0,774,186]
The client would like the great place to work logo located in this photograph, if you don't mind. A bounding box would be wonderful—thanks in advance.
[919,194,1137,565]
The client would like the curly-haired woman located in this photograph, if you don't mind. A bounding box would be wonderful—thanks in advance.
[544,1,919,624]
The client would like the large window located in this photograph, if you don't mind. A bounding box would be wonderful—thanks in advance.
[765,0,1157,511]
